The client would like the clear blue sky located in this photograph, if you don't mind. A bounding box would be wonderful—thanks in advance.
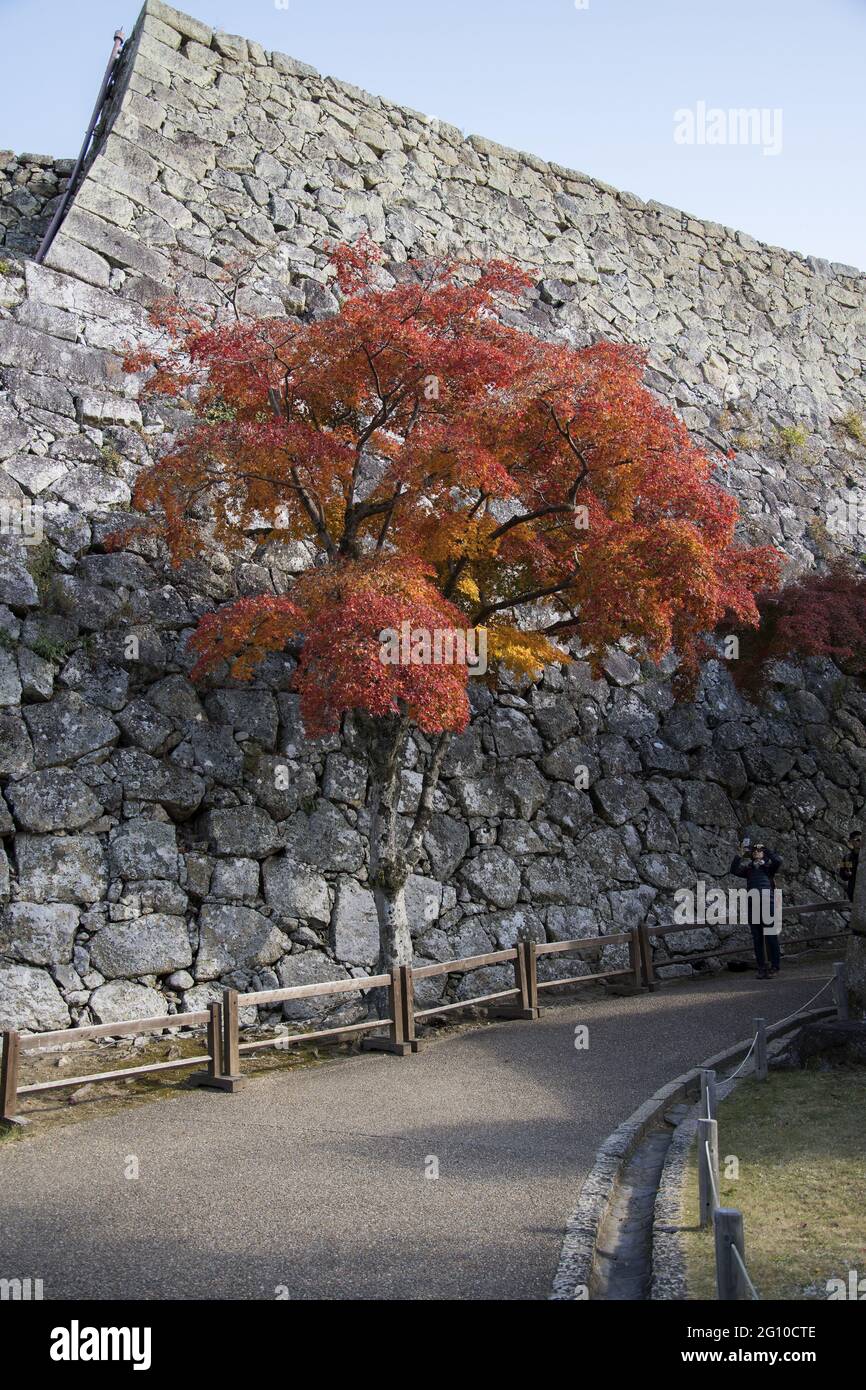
[1,0,864,269]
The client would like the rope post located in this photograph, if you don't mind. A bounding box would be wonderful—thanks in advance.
[833,961,849,1020]
[1,1030,25,1127]
[700,1067,717,1120]
[638,922,657,991]
[754,1017,768,1080]
[698,1116,719,1227]
[715,1208,748,1300]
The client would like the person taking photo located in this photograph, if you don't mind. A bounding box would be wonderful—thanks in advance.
[730,838,782,980]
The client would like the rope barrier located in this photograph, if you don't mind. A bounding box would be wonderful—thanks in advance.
[730,1242,761,1300]
[704,1140,720,1208]
[770,977,834,1030]
[723,1034,757,1082]
[721,975,834,1081]
[707,973,839,1299]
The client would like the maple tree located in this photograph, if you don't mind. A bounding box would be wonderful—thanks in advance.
[120,239,782,976]
[727,559,866,697]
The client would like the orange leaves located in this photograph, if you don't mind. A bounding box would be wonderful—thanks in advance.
[188,595,304,682]
[122,240,784,730]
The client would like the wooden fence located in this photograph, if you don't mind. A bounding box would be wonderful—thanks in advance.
[0,901,850,1126]
[639,899,851,990]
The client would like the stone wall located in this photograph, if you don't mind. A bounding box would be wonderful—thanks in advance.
[0,0,864,1032]
[0,153,74,259]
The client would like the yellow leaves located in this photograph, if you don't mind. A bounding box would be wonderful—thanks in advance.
[454,573,480,604]
[424,513,498,569]
[485,623,568,681]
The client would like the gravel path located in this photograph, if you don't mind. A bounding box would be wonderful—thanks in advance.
[0,956,835,1300]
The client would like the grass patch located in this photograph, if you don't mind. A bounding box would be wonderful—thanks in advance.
[840,409,866,446]
[682,1069,866,1299]
[25,540,54,602]
[29,634,70,665]
[775,423,810,455]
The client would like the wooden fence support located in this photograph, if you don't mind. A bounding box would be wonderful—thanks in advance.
[715,1208,748,1300]
[700,1068,717,1121]
[1,1030,25,1127]
[363,965,419,1055]
[833,961,849,1020]
[190,1000,242,1091]
[491,941,540,1020]
[638,922,657,991]
[629,928,642,989]
[698,1115,719,1227]
[211,984,246,1089]
[754,1017,768,1080]
[524,941,540,1016]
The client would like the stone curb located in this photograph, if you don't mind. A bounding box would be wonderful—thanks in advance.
[550,1003,836,1300]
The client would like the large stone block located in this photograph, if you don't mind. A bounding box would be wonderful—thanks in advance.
[111,748,205,820]
[90,914,192,979]
[15,834,108,904]
[109,818,179,881]
[5,769,102,832]
[202,807,283,858]
[262,854,330,924]
[329,880,379,966]
[22,694,118,769]
[196,904,286,979]
[0,902,79,966]
[460,848,521,909]
[89,979,165,1024]
[275,951,360,1022]
[282,804,365,874]
[0,963,70,1030]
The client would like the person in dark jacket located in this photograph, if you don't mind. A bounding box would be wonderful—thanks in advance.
[730,839,782,979]
[839,831,861,902]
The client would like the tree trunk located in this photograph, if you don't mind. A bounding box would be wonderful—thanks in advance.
[371,879,413,975]
[361,711,451,1015]
[845,852,866,1019]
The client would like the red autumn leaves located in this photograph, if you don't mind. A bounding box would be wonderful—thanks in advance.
[121,239,783,732]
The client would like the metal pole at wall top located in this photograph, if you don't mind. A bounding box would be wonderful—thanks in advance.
[34,28,126,265]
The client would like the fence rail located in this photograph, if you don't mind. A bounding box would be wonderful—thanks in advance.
[640,900,850,990]
[0,905,850,1127]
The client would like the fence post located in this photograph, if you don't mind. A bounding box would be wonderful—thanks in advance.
[629,928,642,989]
[190,999,242,1091]
[715,1208,748,1300]
[491,941,540,1020]
[524,941,539,1015]
[698,1116,719,1227]
[363,965,419,1055]
[1,1030,25,1127]
[638,922,657,991]
[833,961,849,1020]
[700,1068,717,1121]
[754,1017,768,1080]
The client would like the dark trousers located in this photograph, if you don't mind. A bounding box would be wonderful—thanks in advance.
[750,924,781,971]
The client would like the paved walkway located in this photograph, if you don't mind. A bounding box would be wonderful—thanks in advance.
[0,957,835,1300]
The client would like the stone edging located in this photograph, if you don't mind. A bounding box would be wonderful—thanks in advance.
[550,1003,836,1300]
